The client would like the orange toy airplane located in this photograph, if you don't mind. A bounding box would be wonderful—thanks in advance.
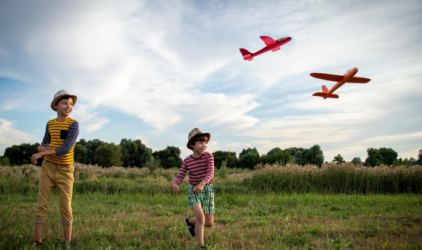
[311,68,371,99]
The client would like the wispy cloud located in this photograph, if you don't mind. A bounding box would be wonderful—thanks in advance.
[0,0,421,161]
[0,118,32,156]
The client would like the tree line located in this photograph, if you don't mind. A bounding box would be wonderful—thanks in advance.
[1,138,421,169]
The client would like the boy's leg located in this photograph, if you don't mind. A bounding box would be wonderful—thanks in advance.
[34,160,56,243]
[62,224,72,242]
[56,163,74,242]
[34,223,43,243]
[192,214,213,227]
[202,185,215,228]
[192,204,206,247]
[204,214,214,227]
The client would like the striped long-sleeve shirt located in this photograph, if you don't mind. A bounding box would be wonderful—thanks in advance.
[173,151,214,186]
[41,118,79,165]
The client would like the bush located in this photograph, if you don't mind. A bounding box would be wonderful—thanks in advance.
[244,163,422,194]
[143,158,161,175]
[218,160,229,179]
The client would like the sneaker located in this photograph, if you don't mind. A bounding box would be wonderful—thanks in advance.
[33,241,43,249]
[185,216,195,237]
[200,246,207,249]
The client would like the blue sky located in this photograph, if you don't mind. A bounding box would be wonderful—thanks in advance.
[1,0,421,162]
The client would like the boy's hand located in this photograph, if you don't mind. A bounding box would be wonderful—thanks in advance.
[31,153,42,164]
[193,181,207,195]
[171,182,180,193]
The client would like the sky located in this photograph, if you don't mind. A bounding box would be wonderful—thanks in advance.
[0,0,421,162]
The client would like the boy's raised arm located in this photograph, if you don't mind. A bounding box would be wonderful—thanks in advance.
[55,121,79,157]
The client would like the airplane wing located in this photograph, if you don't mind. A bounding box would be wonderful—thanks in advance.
[260,36,277,46]
[346,77,371,83]
[313,92,339,99]
[310,73,343,82]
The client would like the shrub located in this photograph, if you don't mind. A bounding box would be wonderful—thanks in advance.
[218,160,230,179]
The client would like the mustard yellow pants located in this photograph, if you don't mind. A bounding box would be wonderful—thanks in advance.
[34,160,74,224]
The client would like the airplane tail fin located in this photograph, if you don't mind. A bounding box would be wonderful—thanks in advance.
[312,92,339,99]
[322,85,329,93]
[239,48,253,61]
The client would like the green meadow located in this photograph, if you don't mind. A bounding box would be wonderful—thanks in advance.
[1,163,422,249]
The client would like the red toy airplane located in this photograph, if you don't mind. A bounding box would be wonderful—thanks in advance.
[239,36,291,61]
[311,68,371,99]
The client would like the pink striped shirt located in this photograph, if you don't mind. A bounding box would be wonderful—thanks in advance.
[173,151,214,186]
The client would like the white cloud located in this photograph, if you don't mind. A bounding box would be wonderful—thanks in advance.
[0,0,421,162]
[72,104,110,133]
[0,119,32,156]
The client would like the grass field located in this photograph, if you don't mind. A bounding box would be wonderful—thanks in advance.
[1,164,422,249]
[1,193,422,249]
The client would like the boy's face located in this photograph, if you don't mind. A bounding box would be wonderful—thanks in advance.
[192,140,208,155]
[55,97,74,117]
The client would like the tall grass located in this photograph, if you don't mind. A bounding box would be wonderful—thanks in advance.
[1,163,421,195]
[246,163,422,194]
[1,193,422,249]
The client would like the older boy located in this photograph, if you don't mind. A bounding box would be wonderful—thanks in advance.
[31,90,79,247]
[171,128,215,249]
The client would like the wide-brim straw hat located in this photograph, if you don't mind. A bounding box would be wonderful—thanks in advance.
[51,89,78,111]
[187,128,211,150]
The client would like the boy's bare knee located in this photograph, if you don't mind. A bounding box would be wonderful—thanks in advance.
[205,221,214,227]
[196,215,205,225]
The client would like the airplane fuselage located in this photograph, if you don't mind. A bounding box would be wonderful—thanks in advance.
[251,37,292,58]
[325,67,358,97]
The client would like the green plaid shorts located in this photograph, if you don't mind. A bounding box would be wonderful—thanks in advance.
[187,184,215,214]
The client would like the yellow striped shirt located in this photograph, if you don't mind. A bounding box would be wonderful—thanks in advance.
[42,118,79,165]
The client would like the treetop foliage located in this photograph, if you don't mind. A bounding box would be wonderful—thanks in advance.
[1,139,420,169]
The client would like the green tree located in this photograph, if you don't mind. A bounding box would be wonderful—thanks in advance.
[285,147,305,160]
[140,148,153,165]
[409,157,417,166]
[364,148,384,167]
[226,152,237,168]
[93,143,122,168]
[78,138,87,147]
[293,150,303,165]
[120,139,149,167]
[153,146,183,169]
[402,158,410,167]
[333,154,345,164]
[307,145,324,167]
[265,148,292,165]
[86,139,106,165]
[238,148,260,169]
[378,147,398,165]
[212,151,238,169]
[351,157,362,166]
[417,149,422,165]
[4,143,40,166]
[74,143,87,164]
[285,146,324,167]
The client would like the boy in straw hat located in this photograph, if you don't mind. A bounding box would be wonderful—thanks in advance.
[172,128,215,249]
[31,89,79,247]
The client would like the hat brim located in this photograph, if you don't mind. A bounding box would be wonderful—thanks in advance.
[187,132,211,150]
[51,95,78,111]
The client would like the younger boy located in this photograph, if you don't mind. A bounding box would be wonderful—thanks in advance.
[171,128,215,249]
[31,89,79,247]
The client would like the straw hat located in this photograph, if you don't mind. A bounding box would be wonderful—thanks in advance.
[186,128,211,150]
[50,89,77,111]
